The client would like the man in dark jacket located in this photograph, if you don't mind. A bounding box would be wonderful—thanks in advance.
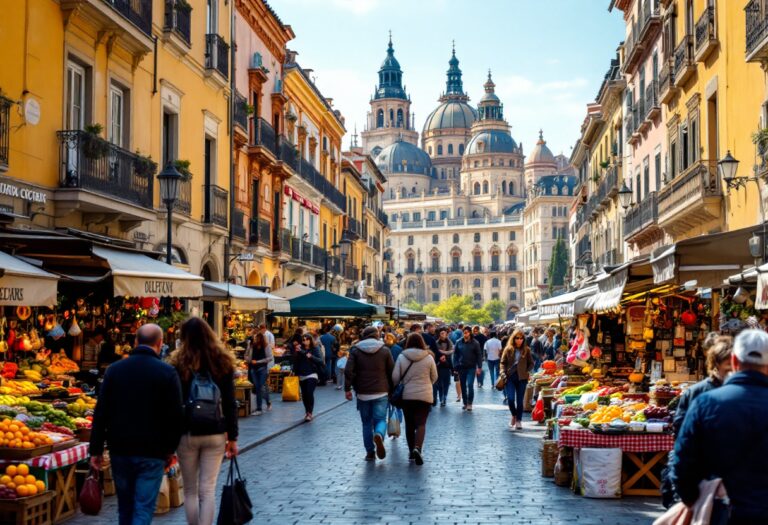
[345,326,395,461]
[671,329,768,523]
[473,326,488,387]
[453,327,483,411]
[89,324,183,525]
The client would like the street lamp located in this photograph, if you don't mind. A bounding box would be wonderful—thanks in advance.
[330,242,340,292]
[157,162,183,265]
[618,182,633,210]
[395,271,403,324]
[338,235,351,296]
[415,264,424,304]
[584,257,594,276]
[718,150,740,189]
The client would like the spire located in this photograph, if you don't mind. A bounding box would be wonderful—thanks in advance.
[477,69,503,122]
[484,70,496,93]
[352,124,359,148]
[444,41,465,98]
[537,129,545,144]
[375,32,406,100]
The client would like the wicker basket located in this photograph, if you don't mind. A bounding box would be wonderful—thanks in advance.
[541,440,558,477]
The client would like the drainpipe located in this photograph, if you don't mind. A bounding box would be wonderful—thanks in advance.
[225,0,235,282]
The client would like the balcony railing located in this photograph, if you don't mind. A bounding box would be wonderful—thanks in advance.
[507,263,518,271]
[659,59,674,103]
[623,0,661,73]
[252,117,277,153]
[597,166,619,204]
[372,236,381,251]
[695,6,717,61]
[232,209,246,239]
[344,265,359,281]
[658,159,722,230]
[234,92,249,132]
[576,234,591,260]
[173,176,191,215]
[249,217,272,247]
[205,34,229,79]
[163,0,191,45]
[0,97,10,170]
[104,0,152,36]
[376,208,388,226]
[673,35,695,86]
[295,157,346,212]
[746,0,768,61]
[279,228,292,254]
[644,80,660,121]
[347,216,362,237]
[623,191,659,240]
[204,184,227,227]
[57,130,154,208]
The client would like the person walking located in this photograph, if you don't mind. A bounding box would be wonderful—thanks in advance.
[245,332,272,415]
[484,331,502,389]
[453,327,482,411]
[392,333,437,465]
[320,326,340,386]
[383,332,404,436]
[671,330,768,523]
[435,327,454,407]
[293,333,324,422]
[345,327,395,461]
[501,329,534,430]
[168,318,239,525]
[473,326,488,388]
[89,324,184,525]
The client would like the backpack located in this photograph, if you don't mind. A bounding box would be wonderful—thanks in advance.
[186,372,224,434]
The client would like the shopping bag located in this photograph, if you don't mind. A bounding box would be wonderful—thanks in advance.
[78,467,102,516]
[531,397,545,422]
[282,375,300,402]
[386,406,401,438]
[155,475,170,515]
[217,458,253,525]
[495,372,507,391]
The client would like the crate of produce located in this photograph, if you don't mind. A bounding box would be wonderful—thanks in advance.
[0,491,54,525]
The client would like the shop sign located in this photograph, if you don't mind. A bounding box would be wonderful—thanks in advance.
[625,305,646,336]
[144,280,174,295]
[0,287,24,302]
[284,185,319,215]
[0,182,47,204]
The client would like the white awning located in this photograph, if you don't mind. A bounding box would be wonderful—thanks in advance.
[537,286,598,321]
[92,246,203,298]
[0,251,59,306]
[201,282,290,312]
[587,268,629,313]
[272,283,315,300]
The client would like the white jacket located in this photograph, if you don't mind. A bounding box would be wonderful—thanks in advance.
[392,348,438,403]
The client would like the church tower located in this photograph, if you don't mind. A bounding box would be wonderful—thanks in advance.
[361,34,418,157]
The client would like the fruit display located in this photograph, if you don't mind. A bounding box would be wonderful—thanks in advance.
[19,401,76,431]
[0,464,46,499]
[643,405,670,420]
[46,351,79,375]
[65,396,95,418]
[0,396,32,407]
[0,381,40,396]
[0,418,53,449]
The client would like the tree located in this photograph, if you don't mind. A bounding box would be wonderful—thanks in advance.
[428,295,492,325]
[402,299,424,312]
[483,299,506,322]
[548,236,569,294]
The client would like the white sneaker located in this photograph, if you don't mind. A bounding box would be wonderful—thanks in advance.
[254,410,263,416]
[516,422,523,430]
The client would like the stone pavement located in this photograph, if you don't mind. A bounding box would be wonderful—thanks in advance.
[69,384,665,524]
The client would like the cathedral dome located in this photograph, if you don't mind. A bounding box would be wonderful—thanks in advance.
[375,139,433,176]
[527,130,556,165]
[423,100,477,133]
[465,129,517,155]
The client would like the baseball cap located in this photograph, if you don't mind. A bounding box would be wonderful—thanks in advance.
[733,329,768,366]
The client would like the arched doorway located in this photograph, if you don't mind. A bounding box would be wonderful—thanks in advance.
[247,269,260,286]
[271,275,281,292]
[201,263,216,326]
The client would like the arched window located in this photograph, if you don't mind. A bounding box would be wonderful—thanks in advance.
[448,144,454,155]
[407,280,416,290]
[451,249,461,271]
[508,253,517,270]
[432,234,439,244]
[509,181,515,195]
[428,146,432,155]
[552,206,558,217]
[472,251,482,271]
[430,251,439,271]
[402,212,410,222]
[457,207,464,217]
[450,279,460,289]
[491,251,500,270]
[437,145,443,156]
[471,210,479,218]
[502,181,507,194]
[492,278,499,288]
[473,279,481,288]
[459,144,465,155]
[473,293,482,303]
[389,109,394,124]
[509,277,517,287]
[473,182,480,195]
[376,109,384,128]
[396,108,403,128]
[406,253,415,273]
[483,181,489,194]
[452,233,459,243]
[432,279,440,289]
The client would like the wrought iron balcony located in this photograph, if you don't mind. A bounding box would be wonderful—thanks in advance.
[346,216,362,238]
[427,266,441,274]
[658,58,675,104]
[205,34,229,79]
[232,209,246,240]
[0,97,10,171]
[695,6,718,62]
[657,159,722,237]
[447,265,465,273]
[746,0,768,63]
[673,35,696,87]
[623,191,659,242]
[163,0,191,45]
[372,236,380,251]
[295,157,346,213]
[344,264,359,281]
[623,0,661,74]
[103,0,152,36]
[57,130,154,209]
[234,92,249,132]
[644,80,660,121]
[576,233,591,260]
[173,176,191,215]
[507,263,518,271]
[249,217,272,248]
[251,117,277,153]
[597,166,619,205]
[204,184,227,228]
[376,208,388,226]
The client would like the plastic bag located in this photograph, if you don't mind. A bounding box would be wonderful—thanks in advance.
[387,406,401,438]
[281,376,300,402]
[531,397,545,422]
[576,447,622,498]
[79,467,102,515]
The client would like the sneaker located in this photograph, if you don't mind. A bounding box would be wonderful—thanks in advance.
[456,397,461,403]
[254,410,263,416]
[467,405,473,412]
[478,384,483,389]
[365,451,375,461]
[335,386,342,390]
[373,433,386,460]
[511,416,517,427]
[516,421,523,430]
[413,447,424,466]
[440,401,446,407]
[462,405,467,411]
[266,402,272,411]
[408,450,415,462]
[304,414,313,422]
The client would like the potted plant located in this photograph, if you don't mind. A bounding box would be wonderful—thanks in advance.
[752,128,768,162]
[591,172,601,184]
[599,160,610,169]
[82,123,110,160]
[243,102,255,116]
[173,159,191,179]
[133,152,157,178]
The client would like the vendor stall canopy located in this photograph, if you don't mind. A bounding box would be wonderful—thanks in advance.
[0,251,58,306]
[536,285,598,321]
[274,290,378,318]
[201,282,289,312]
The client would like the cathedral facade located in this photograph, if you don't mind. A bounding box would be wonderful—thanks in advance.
[361,37,575,320]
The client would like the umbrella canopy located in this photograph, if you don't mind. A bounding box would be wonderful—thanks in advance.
[274,290,377,318]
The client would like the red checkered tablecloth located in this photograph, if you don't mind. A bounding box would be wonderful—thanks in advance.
[558,428,674,453]
[0,443,89,470]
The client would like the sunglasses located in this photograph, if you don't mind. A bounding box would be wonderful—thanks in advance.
[514,336,524,340]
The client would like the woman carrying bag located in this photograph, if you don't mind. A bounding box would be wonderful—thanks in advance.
[391,333,437,465]
[500,328,534,431]
[293,333,324,422]
[168,317,238,525]
[244,332,272,415]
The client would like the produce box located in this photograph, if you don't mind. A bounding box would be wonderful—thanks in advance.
[0,490,54,525]
[0,446,53,460]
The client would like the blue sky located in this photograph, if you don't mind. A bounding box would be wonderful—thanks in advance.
[273,0,625,155]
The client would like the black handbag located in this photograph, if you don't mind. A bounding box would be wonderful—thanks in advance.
[217,457,253,525]
[389,358,414,408]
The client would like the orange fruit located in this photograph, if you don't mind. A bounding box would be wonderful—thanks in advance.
[4,432,13,440]
[20,427,29,435]
[12,475,25,486]
[0,475,10,486]
[13,432,22,440]
[16,465,27,477]
[4,466,15,477]
[9,424,19,432]
[34,481,44,492]
[7,482,16,490]
[24,475,34,485]
[25,484,36,496]
[23,442,33,449]
[15,485,28,497]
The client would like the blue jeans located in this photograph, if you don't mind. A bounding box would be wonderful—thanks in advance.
[487,359,500,388]
[437,368,452,403]
[357,397,388,453]
[504,374,528,421]
[249,366,270,411]
[111,455,166,525]
[458,368,477,406]
[326,356,337,382]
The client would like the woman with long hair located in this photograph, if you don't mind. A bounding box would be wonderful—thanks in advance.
[168,317,238,525]
[245,332,272,415]
[293,333,324,422]
[391,333,437,465]
[500,328,534,430]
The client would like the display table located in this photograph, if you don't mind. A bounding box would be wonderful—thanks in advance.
[235,385,252,417]
[557,428,674,496]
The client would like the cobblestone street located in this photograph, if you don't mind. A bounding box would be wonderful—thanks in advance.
[71,385,664,524]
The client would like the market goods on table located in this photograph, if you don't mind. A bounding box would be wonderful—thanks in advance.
[0,464,46,499]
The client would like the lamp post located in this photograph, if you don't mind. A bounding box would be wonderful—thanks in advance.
[361,263,368,299]
[415,265,424,304]
[718,150,743,190]
[584,257,594,276]
[618,182,633,210]
[157,162,183,265]
[338,234,351,296]
[395,271,403,324]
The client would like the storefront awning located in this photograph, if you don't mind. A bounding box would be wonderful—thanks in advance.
[537,285,598,321]
[272,283,315,300]
[273,290,378,318]
[201,282,290,312]
[587,268,629,313]
[752,262,768,310]
[650,227,757,288]
[0,251,59,306]
[726,266,758,286]
[92,246,203,298]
